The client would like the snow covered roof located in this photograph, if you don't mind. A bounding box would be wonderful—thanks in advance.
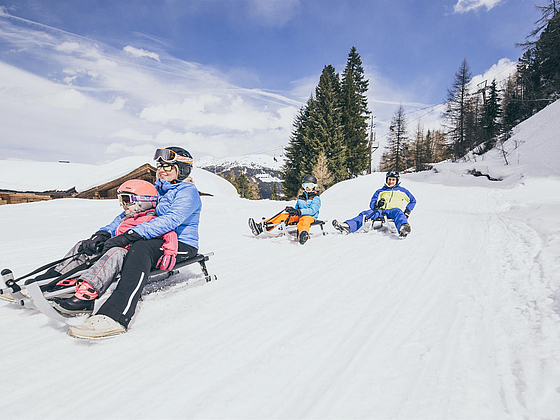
[0,156,238,199]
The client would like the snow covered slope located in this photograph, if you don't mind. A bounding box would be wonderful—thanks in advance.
[1,102,559,419]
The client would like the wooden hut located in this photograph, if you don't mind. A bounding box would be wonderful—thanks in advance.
[76,163,156,199]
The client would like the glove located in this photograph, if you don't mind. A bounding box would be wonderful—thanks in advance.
[79,230,111,255]
[404,209,411,218]
[375,198,386,209]
[285,206,301,216]
[156,254,176,271]
[102,230,143,253]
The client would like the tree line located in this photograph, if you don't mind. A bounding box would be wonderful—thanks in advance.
[380,1,558,171]
[230,2,559,200]
[281,46,370,199]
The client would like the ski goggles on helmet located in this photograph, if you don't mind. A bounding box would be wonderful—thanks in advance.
[156,162,175,172]
[118,193,158,206]
[153,148,193,165]
[302,182,317,190]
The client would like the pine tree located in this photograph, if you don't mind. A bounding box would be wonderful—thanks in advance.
[382,105,409,172]
[534,11,560,100]
[430,129,451,162]
[479,79,501,152]
[410,123,430,172]
[444,58,473,160]
[514,2,560,119]
[235,173,260,200]
[341,46,370,177]
[270,183,280,200]
[281,100,313,199]
[501,73,524,138]
[312,65,346,182]
[464,95,482,152]
[311,151,334,192]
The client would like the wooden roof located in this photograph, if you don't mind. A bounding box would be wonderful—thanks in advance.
[76,163,212,199]
[76,163,156,199]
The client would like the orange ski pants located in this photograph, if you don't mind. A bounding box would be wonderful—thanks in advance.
[265,213,315,234]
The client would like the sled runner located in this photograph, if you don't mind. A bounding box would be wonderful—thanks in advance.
[1,252,216,324]
[276,219,327,238]
[359,214,410,238]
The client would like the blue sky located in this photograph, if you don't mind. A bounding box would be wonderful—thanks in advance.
[0,0,541,166]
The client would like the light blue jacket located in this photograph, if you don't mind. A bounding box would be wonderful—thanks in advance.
[295,191,321,219]
[101,180,201,249]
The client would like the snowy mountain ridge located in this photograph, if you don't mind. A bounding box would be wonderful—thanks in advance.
[197,154,285,171]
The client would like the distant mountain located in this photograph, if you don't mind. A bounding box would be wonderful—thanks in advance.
[197,155,284,199]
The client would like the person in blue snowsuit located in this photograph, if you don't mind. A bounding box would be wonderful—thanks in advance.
[68,146,202,339]
[332,170,416,238]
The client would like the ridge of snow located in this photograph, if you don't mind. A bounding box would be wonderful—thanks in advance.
[197,154,284,171]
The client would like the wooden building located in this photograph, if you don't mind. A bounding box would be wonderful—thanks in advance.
[1,163,211,205]
[76,163,157,199]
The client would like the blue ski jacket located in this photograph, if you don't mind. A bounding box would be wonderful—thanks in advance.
[295,191,321,219]
[101,180,202,249]
[369,182,416,213]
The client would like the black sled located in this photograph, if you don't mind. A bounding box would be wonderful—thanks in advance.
[1,252,217,324]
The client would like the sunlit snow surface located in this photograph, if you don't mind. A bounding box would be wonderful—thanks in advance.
[1,101,559,419]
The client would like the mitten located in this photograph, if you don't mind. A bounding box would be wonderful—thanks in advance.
[80,230,111,255]
[102,230,143,253]
[156,254,176,271]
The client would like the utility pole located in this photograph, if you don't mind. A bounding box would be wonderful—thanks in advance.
[367,115,379,174]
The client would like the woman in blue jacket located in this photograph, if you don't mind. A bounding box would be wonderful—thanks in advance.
[69,146,201,339]
[248,175,321,245]
[332,170,416,238]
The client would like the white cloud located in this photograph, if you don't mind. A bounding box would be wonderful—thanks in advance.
[0,13,301,162]
[247,0,300,27]
[140,95,296,134]
[453,0,503,13]
[109,128,152,141]
[470,58,516,91]
[123,45,161,62]
[110,97,127,111]
[63,75,77,84]
[104,142,156,159]
[55,41,80,53]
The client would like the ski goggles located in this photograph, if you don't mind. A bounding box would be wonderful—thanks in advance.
[153,148,193,165]
[302,182,317,190]
[156,162,175,172]
[117,193,158,206]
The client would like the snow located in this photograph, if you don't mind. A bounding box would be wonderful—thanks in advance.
[197,154,285,171]
[0,157,238,198]
[1,101,560,419]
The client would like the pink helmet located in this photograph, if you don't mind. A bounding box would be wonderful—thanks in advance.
[117,180,158,213]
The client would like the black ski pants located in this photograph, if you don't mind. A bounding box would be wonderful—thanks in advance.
[97,239,197,328]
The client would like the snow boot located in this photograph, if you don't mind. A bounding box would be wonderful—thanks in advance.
[332,219,350,234]
[248,218,263,236]
[67,315,126,340]
[399,223,411,238]
[298,230,309,245]
[51,281,98,315]
[52,296,94,315]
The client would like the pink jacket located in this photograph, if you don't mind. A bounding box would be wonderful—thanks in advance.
[116,211,178,256]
